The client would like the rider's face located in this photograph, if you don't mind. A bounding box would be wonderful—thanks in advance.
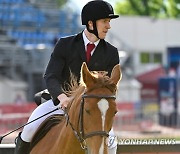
[96,18,111,39]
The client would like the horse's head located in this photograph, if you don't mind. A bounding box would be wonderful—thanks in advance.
[77,62,122,154]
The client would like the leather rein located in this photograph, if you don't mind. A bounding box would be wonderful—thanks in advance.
[65,93,116,150]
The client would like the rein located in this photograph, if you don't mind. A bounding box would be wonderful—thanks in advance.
[66,93,116,150]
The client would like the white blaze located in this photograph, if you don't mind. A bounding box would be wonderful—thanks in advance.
[97,99,109,154]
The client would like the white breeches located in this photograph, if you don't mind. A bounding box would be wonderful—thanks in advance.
[21,99,117,153]
[21,99,64,142]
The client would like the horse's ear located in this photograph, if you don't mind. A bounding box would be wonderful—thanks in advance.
[110,64,122,85]
[80,62,95,87]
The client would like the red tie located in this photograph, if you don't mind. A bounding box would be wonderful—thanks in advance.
[86,43,95,63]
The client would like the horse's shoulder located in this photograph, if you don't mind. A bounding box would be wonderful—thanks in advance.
[30,114,64,151]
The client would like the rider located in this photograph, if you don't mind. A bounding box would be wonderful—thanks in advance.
[14,0,119,154]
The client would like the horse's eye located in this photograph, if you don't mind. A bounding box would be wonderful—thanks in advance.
[85,109,91,115]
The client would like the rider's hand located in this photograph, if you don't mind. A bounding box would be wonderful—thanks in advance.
[57,93,71,110]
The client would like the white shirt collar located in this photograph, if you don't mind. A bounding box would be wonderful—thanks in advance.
[82,30,100,49]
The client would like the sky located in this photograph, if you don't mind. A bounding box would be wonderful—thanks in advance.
[69,0,117,12]
[70,0,93,10]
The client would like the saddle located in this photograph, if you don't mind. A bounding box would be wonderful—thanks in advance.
[34,89,51,106]
[30,114,64,151]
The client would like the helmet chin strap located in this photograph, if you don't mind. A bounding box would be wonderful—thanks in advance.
[86,21,100,39]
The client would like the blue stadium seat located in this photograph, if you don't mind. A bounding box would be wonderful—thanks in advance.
[1,1,81,47]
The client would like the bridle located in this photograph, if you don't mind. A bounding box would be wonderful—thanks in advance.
[65,93,116,151]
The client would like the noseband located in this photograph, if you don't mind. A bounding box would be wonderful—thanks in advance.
[66,93,116,150]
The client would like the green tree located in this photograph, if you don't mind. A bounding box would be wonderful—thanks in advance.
[115,0,180,18]
[56,0,69,7]
[34,0,68,8]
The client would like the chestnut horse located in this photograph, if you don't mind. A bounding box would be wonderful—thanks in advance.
[30,62,122,154]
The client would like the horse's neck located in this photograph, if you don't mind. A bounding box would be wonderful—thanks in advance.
[51,119,82,154]
[51,91,84,153]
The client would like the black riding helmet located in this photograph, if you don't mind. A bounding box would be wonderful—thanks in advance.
[81,0,119,38]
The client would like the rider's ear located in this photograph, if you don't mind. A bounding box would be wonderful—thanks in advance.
[110,64,122,85]
[88,20,93,30]
[80,62,95,88]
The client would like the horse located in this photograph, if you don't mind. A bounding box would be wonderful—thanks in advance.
[30,62,122,154]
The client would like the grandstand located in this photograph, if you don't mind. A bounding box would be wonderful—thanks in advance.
[0,0,81,46]
[0,0,82,102]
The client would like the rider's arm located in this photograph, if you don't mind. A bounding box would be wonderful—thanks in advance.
[44,38,66,105]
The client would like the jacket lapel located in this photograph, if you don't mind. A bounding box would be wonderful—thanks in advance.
[75,32,86,62]
[88,40,105,67]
